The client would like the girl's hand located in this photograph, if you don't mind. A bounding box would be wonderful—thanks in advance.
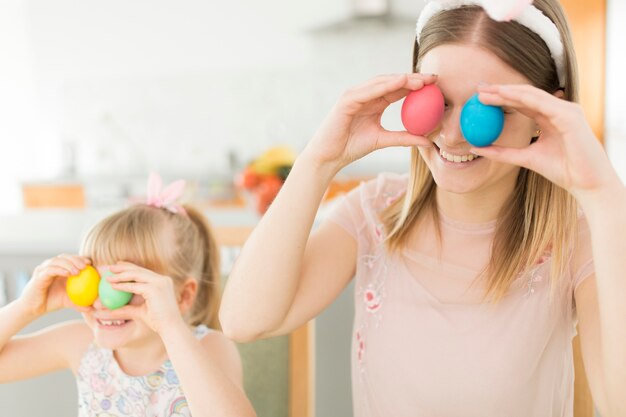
[473,84,621,201]
[104,262,184,334]
[302,73,437,173]
[19,254,92,317]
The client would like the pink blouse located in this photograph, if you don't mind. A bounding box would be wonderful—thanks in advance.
[327,173,594,417]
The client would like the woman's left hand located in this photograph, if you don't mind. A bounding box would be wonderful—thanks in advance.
[473,84,621,202]
[105,262,184,334]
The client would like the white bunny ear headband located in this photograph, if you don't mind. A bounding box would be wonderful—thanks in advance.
[416,0,565,87]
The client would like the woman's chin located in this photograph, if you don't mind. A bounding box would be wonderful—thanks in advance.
[432,175,483,195]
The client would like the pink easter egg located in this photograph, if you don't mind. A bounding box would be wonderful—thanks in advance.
[401,84,445,136]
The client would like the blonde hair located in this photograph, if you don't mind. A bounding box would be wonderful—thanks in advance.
[80,204,221,329]
[382,0,580,301]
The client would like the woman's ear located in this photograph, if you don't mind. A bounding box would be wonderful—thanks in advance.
[553,88,565,99]
[178,277,198,313]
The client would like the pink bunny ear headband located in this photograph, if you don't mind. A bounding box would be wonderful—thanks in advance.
[146,172,187,215]
[416,0,565,87]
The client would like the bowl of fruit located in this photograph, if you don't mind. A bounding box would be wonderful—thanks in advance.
[237,146,296,215]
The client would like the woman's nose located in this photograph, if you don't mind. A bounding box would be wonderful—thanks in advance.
[439,108,467,147]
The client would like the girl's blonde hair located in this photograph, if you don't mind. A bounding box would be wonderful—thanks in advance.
[81,204,221,329]
[382,0,580,301]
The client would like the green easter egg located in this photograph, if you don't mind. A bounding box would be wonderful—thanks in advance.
[98,270,133,310]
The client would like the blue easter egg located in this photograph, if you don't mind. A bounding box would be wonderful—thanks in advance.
[460,94,504,147]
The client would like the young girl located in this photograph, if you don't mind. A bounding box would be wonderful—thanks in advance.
[0,174,256,417]
[220,1,626,416]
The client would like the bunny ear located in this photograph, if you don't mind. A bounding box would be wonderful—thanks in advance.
[147,172,163,205]
[481,0,533,21]
[160,180,186,206]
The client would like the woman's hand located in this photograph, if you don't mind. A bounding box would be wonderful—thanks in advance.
[302,73,437,173]
[19,254,92,317]
[473,84,621,202]
[105,262,185,334]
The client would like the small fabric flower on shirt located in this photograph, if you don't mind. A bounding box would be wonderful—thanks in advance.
[363,285,382,313]
[356,331,365,364]
[525,251,551,296]
[374,224,385,243]
[384,190,405,208]
[362,254,379,269]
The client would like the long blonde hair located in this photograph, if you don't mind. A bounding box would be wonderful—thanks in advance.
[81,204,221,329]
[382,0,580,301]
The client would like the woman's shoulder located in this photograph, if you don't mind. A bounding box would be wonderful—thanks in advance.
[346,172,408,212]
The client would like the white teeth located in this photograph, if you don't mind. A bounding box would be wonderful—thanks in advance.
[98,319,126,326]
[439,148,479,163]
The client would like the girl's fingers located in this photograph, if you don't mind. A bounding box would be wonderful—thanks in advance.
[57,254,90,273]
[105,270,152,284]
[50,257,81,276]
[110,281,148,296]
[469,144,535,170]
[107,262,146,275]
[42,266,73,280]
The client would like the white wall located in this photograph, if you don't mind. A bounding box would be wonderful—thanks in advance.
[0,0,423,214]
[0,1,50,213]
[605,0,626,181]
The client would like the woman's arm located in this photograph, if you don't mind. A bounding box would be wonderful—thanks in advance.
[219,73,436,342]
[474,83,626,415]
[575,183,626,416]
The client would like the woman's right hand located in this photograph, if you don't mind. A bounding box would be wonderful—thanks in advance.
[18,255,92,317]
[302,73,438,172]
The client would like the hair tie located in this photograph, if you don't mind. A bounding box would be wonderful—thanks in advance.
[416,0,565,87]
[146,172,187,215]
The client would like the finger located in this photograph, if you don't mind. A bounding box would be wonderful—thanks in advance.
[380,82,426,106]
[57,254,90,272]
[45,265,73,277]
[469,144,535,170]
[360,73,437,90]
[50,257,81,276]
[347,75,430,107]
[108,262,144,274]
[476,92,549,127]
[105,270,153,284]
[477,84,563,122]
[110,281,149,296]
[376,131,433,149]
[39,265,74,281]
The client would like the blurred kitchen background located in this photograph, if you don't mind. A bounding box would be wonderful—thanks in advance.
[0,0,623,416]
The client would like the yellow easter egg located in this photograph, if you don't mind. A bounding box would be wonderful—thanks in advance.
[66,265,100,307]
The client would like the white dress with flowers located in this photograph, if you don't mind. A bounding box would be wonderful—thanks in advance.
[76,325,212,417]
